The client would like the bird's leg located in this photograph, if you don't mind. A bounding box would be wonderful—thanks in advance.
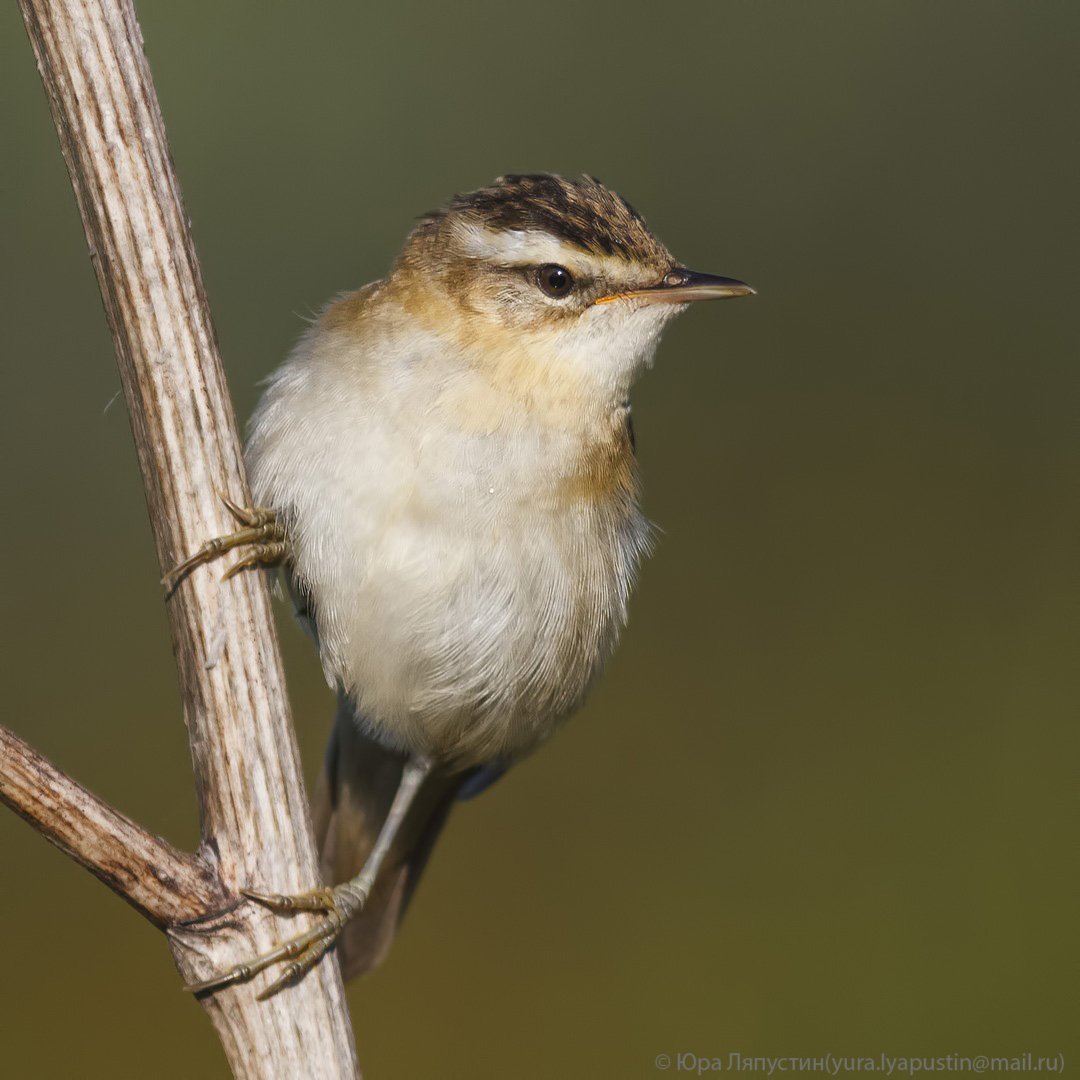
[185,755,434,1000]
[161,493,287,592]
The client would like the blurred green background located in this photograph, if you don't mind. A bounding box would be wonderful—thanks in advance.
[1,2,1076,1077]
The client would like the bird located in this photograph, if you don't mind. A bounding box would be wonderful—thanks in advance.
[168,173,753,998]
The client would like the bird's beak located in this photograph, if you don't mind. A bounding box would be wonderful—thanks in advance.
[595,268,755,306]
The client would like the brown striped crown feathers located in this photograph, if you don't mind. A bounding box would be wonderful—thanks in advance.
[416,173,672,269]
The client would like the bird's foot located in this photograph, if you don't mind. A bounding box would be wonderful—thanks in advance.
[161,493,287,592]
[184,883,365,1000]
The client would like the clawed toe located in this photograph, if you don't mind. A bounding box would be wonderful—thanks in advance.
[161,492,287,592]
[241,886,339,913]
[183,884,365,999]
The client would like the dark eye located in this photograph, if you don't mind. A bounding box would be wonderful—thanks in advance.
[536,264,574,298]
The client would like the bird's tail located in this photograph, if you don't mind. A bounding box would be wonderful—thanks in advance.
[311,695,460,980]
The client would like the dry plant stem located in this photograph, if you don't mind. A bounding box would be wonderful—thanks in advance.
[0,725,223,926]
[13,0,359,1075]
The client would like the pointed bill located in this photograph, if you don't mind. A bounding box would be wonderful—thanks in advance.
[595,268,755,306]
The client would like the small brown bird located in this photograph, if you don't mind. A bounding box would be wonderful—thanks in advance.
[171,174,753,997]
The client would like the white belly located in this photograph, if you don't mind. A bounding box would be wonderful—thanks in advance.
[250,385,650,767]
[327,490,645,765]
[247,311,653,767]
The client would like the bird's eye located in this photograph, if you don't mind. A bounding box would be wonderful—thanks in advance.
[536,264,574,299]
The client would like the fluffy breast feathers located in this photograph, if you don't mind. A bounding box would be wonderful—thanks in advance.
[246,285,654,767]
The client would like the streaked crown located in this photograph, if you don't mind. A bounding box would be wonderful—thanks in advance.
[425,173,672,270]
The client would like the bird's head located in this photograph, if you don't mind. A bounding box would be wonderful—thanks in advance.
[389,174,753,413]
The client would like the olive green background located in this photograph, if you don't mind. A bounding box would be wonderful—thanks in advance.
[1,2,1076,1078]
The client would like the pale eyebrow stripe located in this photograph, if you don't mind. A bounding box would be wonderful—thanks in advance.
[453,222,632,280]
[455,223,579,266]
